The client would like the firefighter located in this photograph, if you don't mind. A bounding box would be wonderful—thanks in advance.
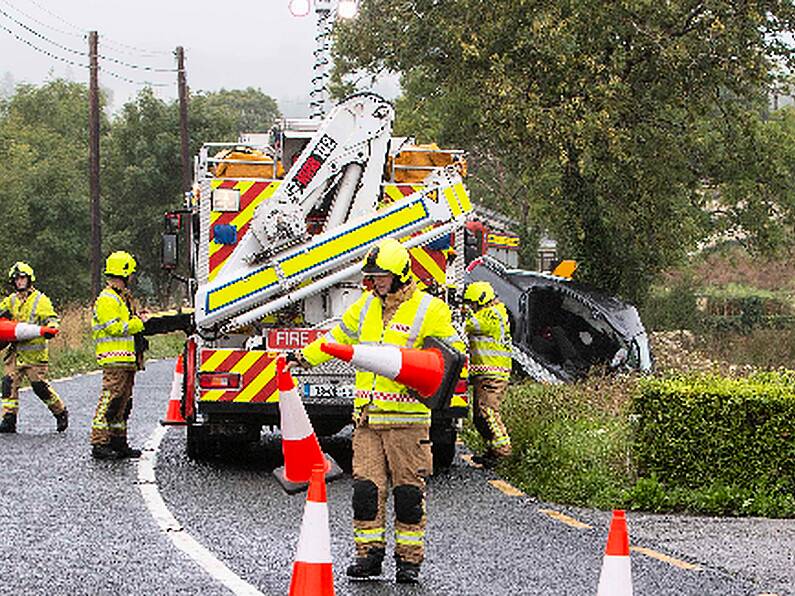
[0,262,68,433]
[464,281,513,467]
[288,238,465,585]
[89,251,146,460]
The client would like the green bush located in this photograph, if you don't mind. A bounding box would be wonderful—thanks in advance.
[631,373,795,516]
[642,279,702,331]
[468,376,635,509]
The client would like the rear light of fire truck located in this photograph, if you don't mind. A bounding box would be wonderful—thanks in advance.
[455,379,467,394]
[198,372,241,390]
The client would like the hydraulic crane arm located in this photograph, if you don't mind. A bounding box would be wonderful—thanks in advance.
[195,167,472,332]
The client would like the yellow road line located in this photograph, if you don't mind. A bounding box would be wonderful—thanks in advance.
[631,546,702,571]
[488,480,525,497]
[460,453,481,468]
[537,508,592,529]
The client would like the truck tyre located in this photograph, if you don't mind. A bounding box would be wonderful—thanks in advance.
[431,440,456,474]
[430,420,457,474]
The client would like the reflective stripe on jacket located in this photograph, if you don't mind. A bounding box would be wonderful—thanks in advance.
[303,286,465,426]
[92,286,143,367]
[466,301,512,379]
[0,289,58,364]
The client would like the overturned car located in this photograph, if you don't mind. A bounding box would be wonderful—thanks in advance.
[466,256,652,383]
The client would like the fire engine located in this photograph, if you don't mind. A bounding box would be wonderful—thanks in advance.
[162,92,472,471]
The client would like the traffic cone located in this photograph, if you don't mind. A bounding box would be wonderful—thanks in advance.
[596,510,633,596]
[289,465,335,596]
[160,355,186,425]
[0,319,59,342]
[273,357,342,494]
[320,342,444,397]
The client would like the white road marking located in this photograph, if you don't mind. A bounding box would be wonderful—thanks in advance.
[137,425,266,596]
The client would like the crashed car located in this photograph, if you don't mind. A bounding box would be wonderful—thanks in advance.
[466,256,652,383]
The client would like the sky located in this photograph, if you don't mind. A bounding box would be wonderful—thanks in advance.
[0,0,398,116]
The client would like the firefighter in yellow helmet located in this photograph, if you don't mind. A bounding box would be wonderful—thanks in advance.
[0,262,68,433]
[89,251,147,460]
[288,237,466,585]
[464,281,513,467]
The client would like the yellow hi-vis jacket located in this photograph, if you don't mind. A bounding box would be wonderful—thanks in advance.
[0,289,59,365]
[302,287,465,427]
[92,286,143,367]
[466,301,512,379]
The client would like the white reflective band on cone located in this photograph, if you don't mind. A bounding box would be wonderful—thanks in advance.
[351,344,403,379]
[597,555,633,596]
[279,385,315,441]
[294,501,332,564]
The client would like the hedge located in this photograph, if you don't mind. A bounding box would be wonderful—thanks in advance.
[632,373,795,503]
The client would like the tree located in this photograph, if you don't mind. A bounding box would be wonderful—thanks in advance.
[333,0,795,302]
[0,80,97,303]
[104,87,281,301]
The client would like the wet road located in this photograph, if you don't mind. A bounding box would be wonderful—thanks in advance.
[0,359,790,595]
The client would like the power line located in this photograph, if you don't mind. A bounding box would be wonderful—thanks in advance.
[0,0,83,39]
[0,19,86,68]
[24,0,172,57]
[0,8,176,75]
[0,21,172,87]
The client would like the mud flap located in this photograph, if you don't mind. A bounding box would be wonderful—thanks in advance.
[273,452,344,495]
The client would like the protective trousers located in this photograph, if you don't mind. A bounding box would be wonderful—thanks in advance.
[472,376,511,457]
[351,416,432,565]
[1,359,65,417]
[90,367,135,446]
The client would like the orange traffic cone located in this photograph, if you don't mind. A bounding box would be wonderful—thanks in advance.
[596,510,633,596]
[320,342,444,397]
[0,318,59,342]
[289,465,335,596]
[274,357,342,494]
[160,355,186,425]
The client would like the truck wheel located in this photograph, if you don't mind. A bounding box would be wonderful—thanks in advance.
[432,440,456,474]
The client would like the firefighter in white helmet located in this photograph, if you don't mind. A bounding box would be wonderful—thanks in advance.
[288,237,466,584]
[89,251,147,460]
[464,281,513,468]
[0,262,68,433]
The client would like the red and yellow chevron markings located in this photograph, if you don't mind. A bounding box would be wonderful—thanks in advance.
[198,348,279,403]
[209,179,281,281]
[409,246,447,288]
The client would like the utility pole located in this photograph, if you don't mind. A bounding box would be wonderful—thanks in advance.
[176,47,190,194]
[89,31,101,297]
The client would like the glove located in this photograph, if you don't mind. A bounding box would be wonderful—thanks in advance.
[43,331,56,339]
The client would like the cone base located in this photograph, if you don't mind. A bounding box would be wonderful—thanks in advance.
[289,561,335,596]
[160,400,187,426]
[274,454,343,495]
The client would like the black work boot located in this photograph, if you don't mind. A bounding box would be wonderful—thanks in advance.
[0,413,16,433]
[92,444,120,460]
[55,409,68,432]
[395,559,421,584]
[346,548,385,579]
[110,437,142,459]
[472,450,500,469]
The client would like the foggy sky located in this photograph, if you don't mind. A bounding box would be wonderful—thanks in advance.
[0,0,398,117]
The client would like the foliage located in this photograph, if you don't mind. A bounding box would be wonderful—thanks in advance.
[334,0,795,302]
[0,82,280,305]
[464,374,636,509]
[0,80,99,302]
[631,373,795,516]
[463,369,795,517]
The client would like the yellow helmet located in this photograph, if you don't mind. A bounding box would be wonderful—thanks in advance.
[8,261,35,283]
[105,251,137,277]
[464,281,496,306]
[362,238,411,283]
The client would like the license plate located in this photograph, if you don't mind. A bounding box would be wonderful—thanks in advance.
[302,384,355,399]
